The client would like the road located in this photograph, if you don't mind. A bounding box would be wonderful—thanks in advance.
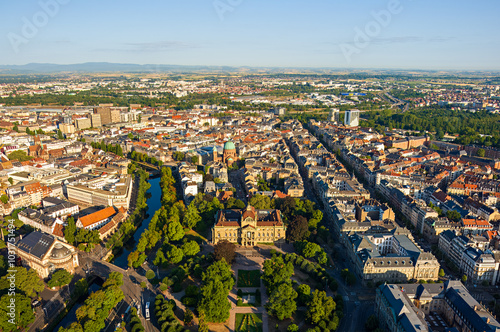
[31,251,160,332]
[229,169,248,203]
[284,135,375,331]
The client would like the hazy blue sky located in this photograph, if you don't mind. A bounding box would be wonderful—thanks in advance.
[1,0,499,70]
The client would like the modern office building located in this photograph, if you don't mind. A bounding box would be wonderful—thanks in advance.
[66,174,133,209]
[344,109,360,127]
[328,108,340,123]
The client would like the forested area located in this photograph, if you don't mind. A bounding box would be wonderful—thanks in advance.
[361,108,500,147]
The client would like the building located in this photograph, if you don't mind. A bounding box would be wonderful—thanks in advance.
[438,231,499,285]
[76,117,91,130]
[355,199,395,223]
[110,109,121,123]
[76,206,116,230]
[90,113,102,128]
[376,281,500,332]
[222,141,237,166]
[16,231,79,278]
[328,108,340,123]
[94,107,112,124]
[59,123,75,135]
[346,228,440,284]
[18,208,63,236]
[344,109,360,127]
[41,197,79,219]
[212,205,286,246]
[66,174,133,209]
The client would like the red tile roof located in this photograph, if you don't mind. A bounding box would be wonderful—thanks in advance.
[78,206,116,228]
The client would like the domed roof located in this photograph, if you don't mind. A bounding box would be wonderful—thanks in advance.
[50,243,71,259]
[223,141,236,151]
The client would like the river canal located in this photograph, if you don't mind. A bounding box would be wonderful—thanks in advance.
[112,176,162,269]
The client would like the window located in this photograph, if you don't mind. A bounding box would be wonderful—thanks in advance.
[247,231,251,238]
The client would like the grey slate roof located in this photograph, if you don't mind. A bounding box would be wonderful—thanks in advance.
[17,231,55,259]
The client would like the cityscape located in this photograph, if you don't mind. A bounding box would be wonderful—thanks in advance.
[1,1,500,332]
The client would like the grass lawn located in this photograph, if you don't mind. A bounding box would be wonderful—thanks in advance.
[237,292,261,307]
[235,313,263,332]
[185,229,208,243]
[237,270,261,288]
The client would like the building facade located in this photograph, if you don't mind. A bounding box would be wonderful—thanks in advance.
[16,231,79,279]
[212,205,286,246]
[376,281,500,332]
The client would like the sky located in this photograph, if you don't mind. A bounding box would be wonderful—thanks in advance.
[1,0,499,70]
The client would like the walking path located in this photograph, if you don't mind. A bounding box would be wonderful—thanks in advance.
[229,255,269,332]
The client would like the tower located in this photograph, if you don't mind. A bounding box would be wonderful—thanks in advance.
[328,108,340,123]
[344,109,360,127]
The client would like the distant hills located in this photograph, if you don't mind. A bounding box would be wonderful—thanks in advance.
[0,62,254,74]
[0,62,498,76]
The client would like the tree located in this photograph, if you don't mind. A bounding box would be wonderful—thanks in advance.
[57,129,64,139]
[275,197,296,220]
[287,215,309,242]
[198,280,231,322]
[183,204,201,229]
[213,240,236,264]
[306,290,336,324]
[0,195,8,204]
[202,260,234,291]
[7,150,33,162]
[477,148,486,157]
[446,210,462,222]
[462,275,468,283]
[146,270,155,280]
[0,267,44,297]
[64,217,76,245]
[48,269,72,288]
[198,310,209,332]
[297,284,311,305]
[58,322,84,332]
[8,178,13,185]
[341,269,356,286]
[301,242,322,258]
[191,156,199,164]
[262,255,294,294]
[226,197,246,209]
[0,293,35,331]
[439,269,445,277]
[249,195,271,209]
[287,324,299,332]
[184,308,194,326]
[127,251,140,268]
[173,151,185,161]
[166,245,184,264]
[166,220,184,242]
[181,241,200,257]
[74,278,88,299]
[266,282,297,320]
